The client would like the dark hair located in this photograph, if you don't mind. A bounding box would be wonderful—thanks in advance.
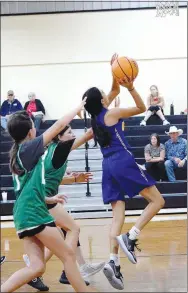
[82,87,103,117]
[150,133,160,147]
[82,87,111,147]
[52,125,71,143]
[7,110,32,174]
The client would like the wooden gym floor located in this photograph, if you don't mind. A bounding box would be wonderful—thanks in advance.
[1,215,187,292]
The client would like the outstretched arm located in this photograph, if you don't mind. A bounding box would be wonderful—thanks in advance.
[45,194,67,205]
[106,76,120,107]
[60,176,76,185]
[105,54,120,107]
[60,172,92,185]
[42,98,86,146]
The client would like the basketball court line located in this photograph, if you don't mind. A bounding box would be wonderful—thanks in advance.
[1,213,187,228]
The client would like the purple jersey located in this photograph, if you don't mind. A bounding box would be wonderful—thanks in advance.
[96,107,132,157]
[95,107,155,203]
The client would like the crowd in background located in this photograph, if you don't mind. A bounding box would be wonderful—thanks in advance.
[0,87,187,183]
[0,90,45,133]
[144,129,187,182]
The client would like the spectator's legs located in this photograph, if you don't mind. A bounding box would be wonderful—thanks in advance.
[157,161,167,181]
[145,162,159,180]
[143,110,153,122]
[165,160,176,182]
[140,110,152,126]
[156,109,165,121]
[1,117,7,130]
[34,115,43,131]
[156,110,170,125]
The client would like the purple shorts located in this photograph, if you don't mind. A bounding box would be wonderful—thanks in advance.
[102,151,155,204]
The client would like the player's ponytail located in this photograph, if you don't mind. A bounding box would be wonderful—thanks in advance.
[9,142,20,174]
[7,111,32,174]
[91,116,111,147]
[82,87,111,147]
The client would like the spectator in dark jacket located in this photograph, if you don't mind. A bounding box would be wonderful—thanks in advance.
[24,92,45,131]
[0,90,23,130]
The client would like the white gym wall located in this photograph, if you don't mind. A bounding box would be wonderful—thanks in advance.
[1,8,187,118]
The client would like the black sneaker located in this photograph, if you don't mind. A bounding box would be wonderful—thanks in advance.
[116,233,141,264]
[59,270,90,286]
[28,277,49,291]
[0,256,6,265]
[103,260,124,290]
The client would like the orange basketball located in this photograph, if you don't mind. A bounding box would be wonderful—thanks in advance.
[112,56,139,82]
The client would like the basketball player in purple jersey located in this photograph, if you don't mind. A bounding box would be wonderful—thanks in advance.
[82,76,165,290]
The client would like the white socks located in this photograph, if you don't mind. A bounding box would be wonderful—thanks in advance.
[110,253,120,266]
[128,226,140,241]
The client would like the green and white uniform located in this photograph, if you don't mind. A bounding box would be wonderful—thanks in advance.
[12,136,54,235]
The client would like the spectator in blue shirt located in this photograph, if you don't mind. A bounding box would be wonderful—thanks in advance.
[0,90,23,130]
[165,126,187,182]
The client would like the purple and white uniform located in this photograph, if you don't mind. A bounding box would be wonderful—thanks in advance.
[96,107,155,204]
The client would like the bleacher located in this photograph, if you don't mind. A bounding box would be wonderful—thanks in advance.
[0,114,187,219]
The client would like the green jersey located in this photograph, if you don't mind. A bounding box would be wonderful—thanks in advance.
[44,141,74,197]
[12,136,54,232]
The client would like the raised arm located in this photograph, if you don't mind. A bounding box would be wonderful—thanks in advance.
[106,80,146,124]
[43,99,86,146]
[105,54,120,107]
[106,75,120,107]
[114,96,120,108]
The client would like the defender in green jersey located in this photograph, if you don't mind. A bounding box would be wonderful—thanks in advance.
[1,100,99,293]
[12,142,54,233]
[24,125,104,290]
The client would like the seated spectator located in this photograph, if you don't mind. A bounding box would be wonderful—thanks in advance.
[165,126,187,182]
[24,92,45,131]
[145,133,166,181]
[140,85,170,126]
[0,90,23,131]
